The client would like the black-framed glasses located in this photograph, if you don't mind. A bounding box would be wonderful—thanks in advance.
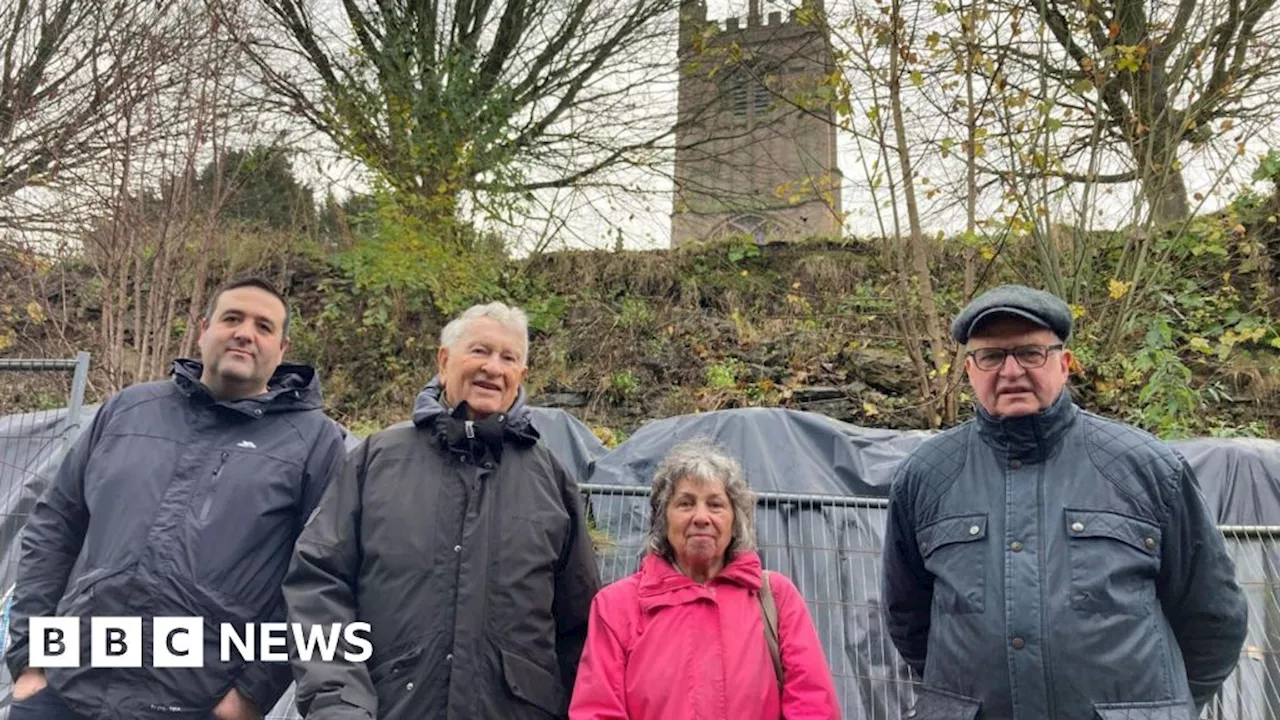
[967,343,1064,371]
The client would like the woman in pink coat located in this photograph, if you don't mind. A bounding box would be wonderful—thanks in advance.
[569,438,842,720]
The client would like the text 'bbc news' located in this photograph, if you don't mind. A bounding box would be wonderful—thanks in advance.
[27,618,373,668]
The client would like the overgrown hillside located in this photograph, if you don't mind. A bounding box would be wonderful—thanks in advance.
[5,188,1280,444]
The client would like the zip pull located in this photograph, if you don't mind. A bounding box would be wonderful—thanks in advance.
[200,451,230,521]
[465,420,474,439]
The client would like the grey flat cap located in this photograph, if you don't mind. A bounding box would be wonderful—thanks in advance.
[951,284,1072,344]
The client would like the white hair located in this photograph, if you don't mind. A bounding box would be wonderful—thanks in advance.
[439,302,530,362]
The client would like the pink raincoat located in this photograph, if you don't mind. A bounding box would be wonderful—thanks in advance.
[569,550,842,720]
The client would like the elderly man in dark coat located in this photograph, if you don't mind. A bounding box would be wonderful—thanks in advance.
[882,284,1248,720]
[283,301,601,720]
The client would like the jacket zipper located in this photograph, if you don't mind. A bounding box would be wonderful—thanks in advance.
[1037,463,1058,719]
[199,451,230,521]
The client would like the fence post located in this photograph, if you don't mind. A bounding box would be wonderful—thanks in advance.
[65,351,91,451]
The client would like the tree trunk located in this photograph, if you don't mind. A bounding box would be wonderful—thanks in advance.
[1140,158,1191,224]
[889,2,950,427]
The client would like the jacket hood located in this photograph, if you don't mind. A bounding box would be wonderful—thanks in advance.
[171,358,324,416]
[411,375,535,431]
[411,375,539,463]
[637,550,764,612]
[975,386,1078,462]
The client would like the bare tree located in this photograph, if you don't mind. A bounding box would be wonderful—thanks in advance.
[973,0,1280,223]
[220,0,685,227]
[62,0,296,389]
[0,0,190,231]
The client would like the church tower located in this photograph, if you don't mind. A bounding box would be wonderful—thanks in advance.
[670,0,843,246]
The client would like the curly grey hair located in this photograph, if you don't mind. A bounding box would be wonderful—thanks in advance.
[646,437,758,563]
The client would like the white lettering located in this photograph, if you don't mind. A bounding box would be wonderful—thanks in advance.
[290,623,342,662]
[259,622,289,662]
[343,622,373,663]
[24,618,373,666]
[221,623,254,663]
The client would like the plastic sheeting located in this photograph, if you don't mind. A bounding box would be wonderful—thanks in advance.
[1,401,1279,719]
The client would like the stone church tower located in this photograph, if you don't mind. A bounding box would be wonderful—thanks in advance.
[670,0,843,246]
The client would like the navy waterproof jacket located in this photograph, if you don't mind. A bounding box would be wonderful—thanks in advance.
[4,359,347,719]
[882,390,1249,720]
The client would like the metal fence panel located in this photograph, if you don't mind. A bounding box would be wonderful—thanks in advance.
[0,354,91,717]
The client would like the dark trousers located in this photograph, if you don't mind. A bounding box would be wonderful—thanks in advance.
[8,686,217,720]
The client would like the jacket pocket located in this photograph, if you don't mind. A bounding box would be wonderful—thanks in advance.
[1093,698,1197,719]
[1065,509,1161,616]
[905,685,981,719]
[368,645,424,687]
[500,648,566,718]
[917,513,988,614]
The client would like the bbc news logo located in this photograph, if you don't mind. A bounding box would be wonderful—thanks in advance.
[28,618,372,668]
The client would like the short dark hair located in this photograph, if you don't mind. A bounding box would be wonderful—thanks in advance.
[204,276,291,339]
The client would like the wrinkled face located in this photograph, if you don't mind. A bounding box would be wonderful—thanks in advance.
[965,315,1072,417]
[666,476,734,574]
[437,317,528,418]
[197,286,289,398]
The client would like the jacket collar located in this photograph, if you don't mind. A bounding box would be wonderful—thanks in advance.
[974,387,1078,463]
[411,376,539,463]
[171,358,324,418]
[636,550,764,613]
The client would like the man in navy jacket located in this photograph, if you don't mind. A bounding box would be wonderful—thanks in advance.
[5,277,347,720]
[882,284,1248,720]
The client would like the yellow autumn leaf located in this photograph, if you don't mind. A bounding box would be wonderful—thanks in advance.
[980,245,995,261]
[1108,279,1132,299]
[1068,303,1086,320]
[0,331,12,351]
[25,301,45,324]
[1189,337,1213,354]
[862,401,880,416]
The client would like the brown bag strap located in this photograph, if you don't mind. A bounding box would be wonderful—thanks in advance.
[759,569,784,691]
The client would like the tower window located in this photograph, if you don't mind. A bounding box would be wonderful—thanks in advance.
[731,76,749,117]
[754,81,771,114]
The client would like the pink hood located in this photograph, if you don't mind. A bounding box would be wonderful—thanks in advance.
[569,550,842,720]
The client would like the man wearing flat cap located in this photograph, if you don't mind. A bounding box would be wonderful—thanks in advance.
[881,283,1248,719]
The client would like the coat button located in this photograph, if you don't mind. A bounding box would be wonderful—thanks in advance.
[968,525,980,535]
[483,461,493,469]
[1009,459,1022,468]
[1070,521,1084,533]
[454,545,461,552]
[1144,537,1156,549]
[1011,541,1023,552]
[446,654,453,662]
[1011,637,1025,649]
[406,682,414,691]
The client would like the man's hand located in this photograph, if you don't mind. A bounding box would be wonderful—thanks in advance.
[12,668,47,701]
[212,687,261,720]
